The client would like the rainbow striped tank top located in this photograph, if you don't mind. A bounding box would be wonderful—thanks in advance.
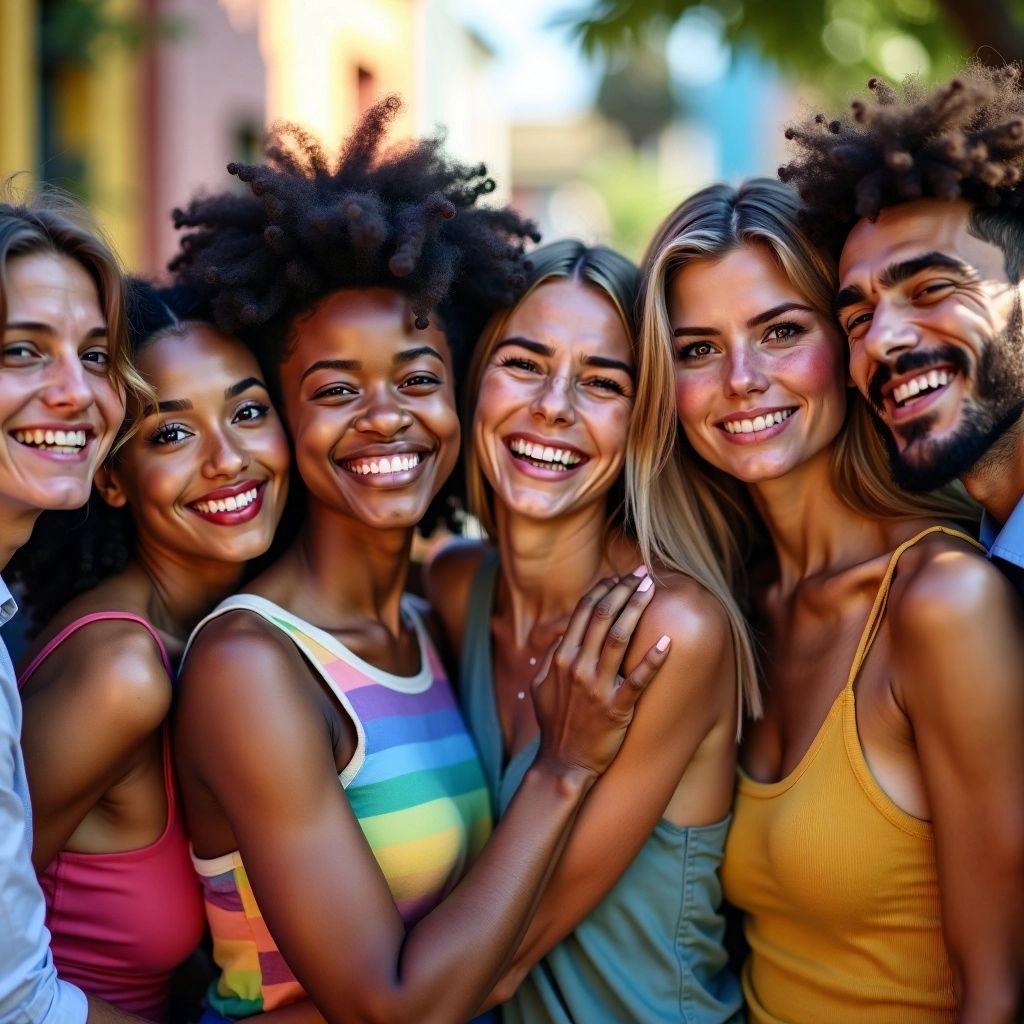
[186,594,493,1018]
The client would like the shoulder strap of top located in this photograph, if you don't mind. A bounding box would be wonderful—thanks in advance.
[845,525,985,688]
[19,611,172,690]
[460,549,501,688]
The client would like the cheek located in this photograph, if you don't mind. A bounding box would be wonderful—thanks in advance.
[674,370,715,433]
[95,378,128,428]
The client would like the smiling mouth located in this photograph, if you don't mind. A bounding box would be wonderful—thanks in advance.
[720,409,795,436]
[191,485,261,515]
[12,428,89,454]
[341,453,423,477]
[508,437,585,471]
[890,369,955,408]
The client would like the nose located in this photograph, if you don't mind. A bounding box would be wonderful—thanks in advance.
[202,428,248,480]
[354,385,412,437]
[861,298,919,364]
[39,351,94,412]
[725,344,770,397]
[530,374,576,426]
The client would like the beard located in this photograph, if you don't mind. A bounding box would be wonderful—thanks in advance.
[865,294,1024,492]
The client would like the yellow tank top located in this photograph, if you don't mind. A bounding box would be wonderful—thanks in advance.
[721,526,983,1023]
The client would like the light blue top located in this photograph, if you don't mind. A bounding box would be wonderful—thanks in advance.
[0,575,87,1024]
[981,495,1024,585]
[460,551,743,1024]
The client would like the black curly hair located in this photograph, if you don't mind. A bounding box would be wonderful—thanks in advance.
[7,279,215,633]
[780,64,1024,275]
[170,96,539,379]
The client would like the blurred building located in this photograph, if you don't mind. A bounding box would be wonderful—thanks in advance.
[0,0,508,276]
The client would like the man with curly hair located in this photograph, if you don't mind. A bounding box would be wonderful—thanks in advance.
[782,66,1024,586]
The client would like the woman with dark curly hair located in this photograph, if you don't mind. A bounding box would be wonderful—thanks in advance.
[10,278,290,1021]
[171,98,668,1024]
[636,175,1024,1023]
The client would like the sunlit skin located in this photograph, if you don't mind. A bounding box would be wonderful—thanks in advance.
[839,199,1024,515]
[20,323,291,873]
[278,288,460,533]
[671,231,1024,1024]
[175,284,670,1024]
[0,253,124,553]
[474,279,635,525]
[100,325,290,579]
[669,244,848,487]
[427,273,739,1009]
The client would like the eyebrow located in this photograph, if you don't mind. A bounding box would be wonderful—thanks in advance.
[4,321,107,339]
[143,398,192,416]
[494,337,633,377]
[224,376,266,399]
[299,347,445,383]
[835,252,976,315]
[672,302,815,337]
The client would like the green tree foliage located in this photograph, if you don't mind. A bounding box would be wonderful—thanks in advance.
[555,0,1024,89]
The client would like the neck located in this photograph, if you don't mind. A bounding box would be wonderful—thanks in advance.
[133,537,245,640]
[494,499,622,645]
[286,499,413,635]
[748,445,891,591]
[0,506,41,573]
[961,418,1024,526]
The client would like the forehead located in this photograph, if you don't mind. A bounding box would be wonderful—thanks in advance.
[138,324,259,389]
[5,251,102,318]
[839,198,1009,285]
[669,244,803,318]
[284,287,450,371]
[502,279,631,360]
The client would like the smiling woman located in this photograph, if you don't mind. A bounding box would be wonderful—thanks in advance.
[8,278,290,1021]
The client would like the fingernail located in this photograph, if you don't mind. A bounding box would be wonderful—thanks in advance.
[656,634,670,651]
[632,564,648,576]
[638,576,654,593]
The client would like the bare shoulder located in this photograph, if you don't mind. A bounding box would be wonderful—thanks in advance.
[37,618,173,738]
[640,565,730,653]
[423,539,491,648]
[891,532,1021,632]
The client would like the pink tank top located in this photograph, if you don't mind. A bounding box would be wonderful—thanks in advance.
[19,612,206,1022]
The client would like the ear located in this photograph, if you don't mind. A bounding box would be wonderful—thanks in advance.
[94,464,128,509]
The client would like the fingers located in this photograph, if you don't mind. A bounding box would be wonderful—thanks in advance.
[611,633,671,715]
[556,575,619,656]
[577,567,654,675]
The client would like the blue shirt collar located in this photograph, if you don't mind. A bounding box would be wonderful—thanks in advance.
[981,493,1024,570]
[0,574,17,628]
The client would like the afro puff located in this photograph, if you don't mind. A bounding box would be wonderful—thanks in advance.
[780,64,1024,270]
[170,96,540,373]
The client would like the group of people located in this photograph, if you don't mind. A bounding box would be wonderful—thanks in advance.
[1,65,1023,1024]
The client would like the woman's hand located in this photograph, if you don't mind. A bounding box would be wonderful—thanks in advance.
[532,568,669,781]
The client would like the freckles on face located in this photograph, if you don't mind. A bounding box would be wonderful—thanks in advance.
[473,278,634,520]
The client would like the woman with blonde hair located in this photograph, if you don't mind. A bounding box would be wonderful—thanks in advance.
[635,177,1024,1022]
[428,238,749,1023]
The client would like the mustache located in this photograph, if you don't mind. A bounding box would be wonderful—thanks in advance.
[867,345,970,410]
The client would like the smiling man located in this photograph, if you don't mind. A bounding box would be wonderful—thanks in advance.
[781,67,1024,584]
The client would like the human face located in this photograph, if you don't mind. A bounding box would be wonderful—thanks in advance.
[474,279,634,523]
[670,244,847,484]
[839,198,1024,491]
[104,325,289,566]
[0,252,124,516]
[278,288,459,530]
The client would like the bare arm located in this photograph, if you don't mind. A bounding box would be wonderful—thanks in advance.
[484,580,737,1006]
[85,996,150,1024]
[894,552,1024,1024]
[19,623,171,870]
[177,574,667,1024]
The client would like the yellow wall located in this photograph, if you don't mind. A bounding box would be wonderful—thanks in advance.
[0,0,38,182]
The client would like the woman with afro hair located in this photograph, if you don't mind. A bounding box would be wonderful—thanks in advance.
[10,278,290,1021]
[171,97,669,1024]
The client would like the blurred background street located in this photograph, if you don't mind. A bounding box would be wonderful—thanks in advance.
[0,0,1015,270]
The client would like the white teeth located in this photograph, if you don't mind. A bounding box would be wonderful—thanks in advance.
[723,409,793,435]
[345,453,421,477]
[193,486,259,515]
[508,437,583,468]
[892,370,952,406]
[12,428,87,450]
